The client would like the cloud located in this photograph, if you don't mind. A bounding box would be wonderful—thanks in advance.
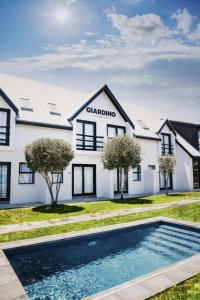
[1,11,200,74]
[121,0,143,4]
[110,74,154,86]
[84,31,97,36]
[171,8,195,35]
[189,24,200,41]
[107,12,171,45]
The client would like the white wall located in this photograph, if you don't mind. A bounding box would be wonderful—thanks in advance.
[128,139,160,196]
[174,144,193,191]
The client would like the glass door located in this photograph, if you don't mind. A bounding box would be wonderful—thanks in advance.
[113,168,128,193]
[193,160,200,189]
[72,164,96,196]
[160,173,173,190]
[0,162,11,201]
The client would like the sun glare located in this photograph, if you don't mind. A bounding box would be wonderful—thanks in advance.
[53,8,69,26]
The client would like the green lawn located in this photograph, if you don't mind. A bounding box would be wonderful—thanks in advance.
[1,201,200,243]
[0,191,200,225]
[149,273,200,300]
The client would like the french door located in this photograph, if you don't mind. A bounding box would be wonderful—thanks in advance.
[113,168,128,193]
[160,173,173,190]
[193,159,200,189]
[0,162,11,202]
[72,164,96,196]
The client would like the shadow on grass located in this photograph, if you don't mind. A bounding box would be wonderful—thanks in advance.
[33,204,84,214]
[110,198,153,205]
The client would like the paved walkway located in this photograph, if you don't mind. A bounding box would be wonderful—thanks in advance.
[0,198,199,234]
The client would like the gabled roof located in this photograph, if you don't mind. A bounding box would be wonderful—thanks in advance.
[157,119,177,136]
[69,84,135,129]
[176,133,200,158]
[0,88,18,115]
[0,73,168,139]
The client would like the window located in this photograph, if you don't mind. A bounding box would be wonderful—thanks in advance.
[0,108,10,146]
[48,103,60,116]
[20,98,33,112]
[193,159,200,189]
[198,129,200,151]
[51,172,63,184]
[133,165,141,181]
[19,163,35,184]
[161,133,173,155]
[76,120,103,151]
[148,165,155,170]
[107,125,126,138]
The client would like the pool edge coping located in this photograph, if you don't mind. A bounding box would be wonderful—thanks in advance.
[0,216,200,300]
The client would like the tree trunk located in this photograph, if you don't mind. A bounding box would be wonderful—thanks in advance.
[119,168,124,200]
[164,174,168,196]
[41,173,56,205]
[55,173,62,205]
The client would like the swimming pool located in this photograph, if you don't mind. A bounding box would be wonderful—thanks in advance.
[4,220,200,300]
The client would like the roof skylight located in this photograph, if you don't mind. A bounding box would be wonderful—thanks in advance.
[48,103,61,116]
[137,119,150,130]
[20,98,33,112]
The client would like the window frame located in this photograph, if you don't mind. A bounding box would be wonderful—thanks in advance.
[18,162,35,185]
[76,120,97,151]
[0,108,10,146]
[107,124,126,138]
[161,133,172,155]
[51,171,63,184]
[133,165,141,181]
[198,129,200,151]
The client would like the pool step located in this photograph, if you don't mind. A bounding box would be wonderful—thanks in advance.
[150,232,200,251]
[156,228,200,246]
[160,225,200,239]
[146,236,197,256]
[142,241,186,259]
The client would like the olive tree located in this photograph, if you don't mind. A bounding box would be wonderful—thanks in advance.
[101,135,141,199]
[25,138,74,205]
[159,155,176,196]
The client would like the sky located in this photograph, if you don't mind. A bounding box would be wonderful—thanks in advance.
[0,0,200,123]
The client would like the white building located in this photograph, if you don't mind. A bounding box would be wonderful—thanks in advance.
[0,74,200,205]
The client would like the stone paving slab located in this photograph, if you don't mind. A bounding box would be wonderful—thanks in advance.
[0,198,199,234]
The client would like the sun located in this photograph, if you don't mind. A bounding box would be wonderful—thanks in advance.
[53,8,69,27]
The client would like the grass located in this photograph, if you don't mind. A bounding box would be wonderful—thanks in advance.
[0,191,200,225]
[1,201,200,243]
[149,273,200,300]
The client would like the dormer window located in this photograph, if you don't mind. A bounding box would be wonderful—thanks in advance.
[161,133,173,155]
[0,108,10,146]
[20,98,33,112]
[48,103,60,116]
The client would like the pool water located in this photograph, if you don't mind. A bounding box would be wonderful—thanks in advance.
[5,221,200,300]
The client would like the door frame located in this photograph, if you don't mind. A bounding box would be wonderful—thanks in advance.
[114,168,128,194]
[159,172,173,190]
[0,162,11,202]
[72,164,96,197]
[193,159,200,189]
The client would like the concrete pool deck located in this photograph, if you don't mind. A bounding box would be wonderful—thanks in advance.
[0,198,199,234]
[1,217,200,300]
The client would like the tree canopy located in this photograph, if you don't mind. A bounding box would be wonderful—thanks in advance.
[101,135,141,199]
[25,138,74,205]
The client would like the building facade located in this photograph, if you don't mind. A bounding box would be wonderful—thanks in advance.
[0,74,200,205]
